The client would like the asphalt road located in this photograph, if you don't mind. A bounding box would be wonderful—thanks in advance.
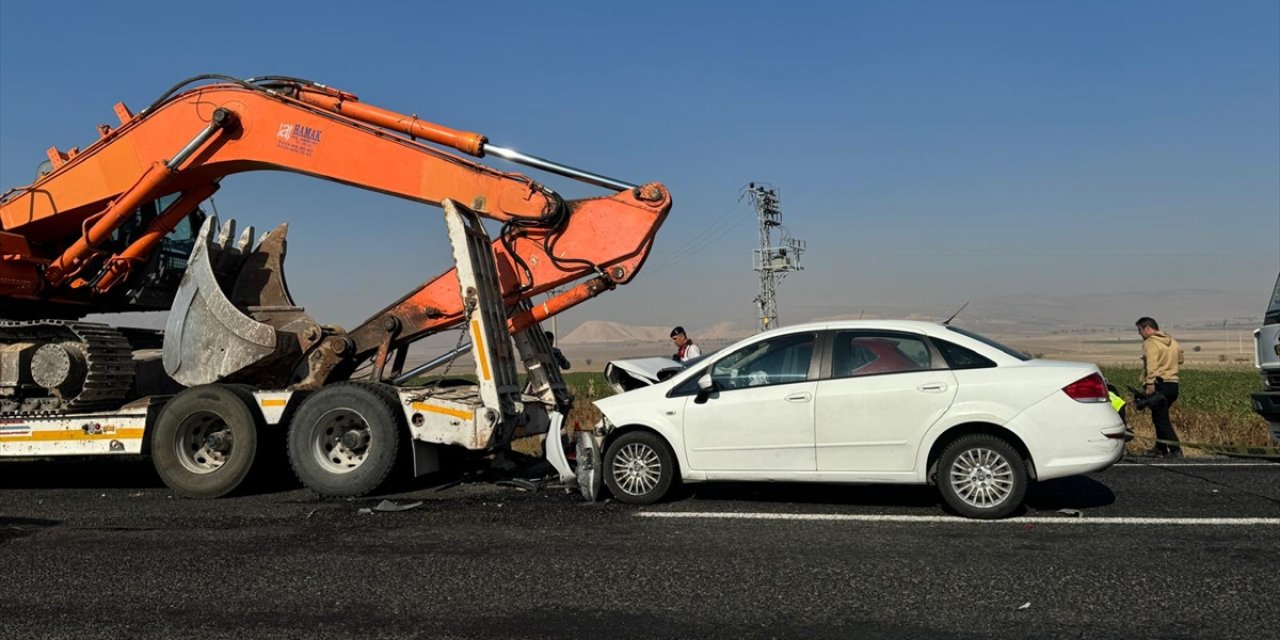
[1,456,1277,640]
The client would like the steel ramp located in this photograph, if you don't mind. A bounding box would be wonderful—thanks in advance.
[442,200,523,437]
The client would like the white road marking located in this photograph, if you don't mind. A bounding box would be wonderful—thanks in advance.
[1115,462,1277,467]
[638,512,1280,525]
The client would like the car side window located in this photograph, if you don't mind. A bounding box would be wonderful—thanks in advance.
[670,367,708,397]
[934,338,997,370]
[831,331,931,378]
[709,333,815,390]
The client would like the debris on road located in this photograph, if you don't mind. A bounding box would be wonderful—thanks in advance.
[496,479,539,492]
[357,499,424,514]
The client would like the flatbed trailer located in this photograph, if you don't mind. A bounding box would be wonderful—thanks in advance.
[1,202,577,497]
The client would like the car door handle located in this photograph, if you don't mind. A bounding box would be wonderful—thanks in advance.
[917,383,948,392]
[785,392,813,402]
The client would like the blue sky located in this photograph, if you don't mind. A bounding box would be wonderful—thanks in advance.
[1,1,1277,333]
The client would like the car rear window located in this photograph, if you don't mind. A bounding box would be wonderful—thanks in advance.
[944,326,1031,361]
[934,339,997,369]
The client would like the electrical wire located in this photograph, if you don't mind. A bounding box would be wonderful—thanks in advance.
[666,198,750,259]
[645,198,752,275]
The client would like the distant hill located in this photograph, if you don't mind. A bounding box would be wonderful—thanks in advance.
[560,289,1261,345]
[84,289,1261,348]
[561,321,671,344]
[561,320,755,345]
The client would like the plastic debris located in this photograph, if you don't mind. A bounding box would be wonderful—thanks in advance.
[1057,508,1082,518]
[496,479,539,492]
[1017,602,1031,611]
[373,499,422,512]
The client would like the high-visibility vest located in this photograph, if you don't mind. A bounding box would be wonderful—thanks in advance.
[1109,391,1126,413]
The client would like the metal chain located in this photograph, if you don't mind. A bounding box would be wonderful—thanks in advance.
[422,294,477,398]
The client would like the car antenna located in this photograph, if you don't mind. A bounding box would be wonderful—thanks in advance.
[942,301,969,326]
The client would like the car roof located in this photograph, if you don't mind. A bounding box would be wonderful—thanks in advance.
[750,320,1026,365]
[758,319,949,336]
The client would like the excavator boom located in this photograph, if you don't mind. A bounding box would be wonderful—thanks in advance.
[0,75,671,395]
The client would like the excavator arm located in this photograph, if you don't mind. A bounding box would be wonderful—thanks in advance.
[0,75,671,389]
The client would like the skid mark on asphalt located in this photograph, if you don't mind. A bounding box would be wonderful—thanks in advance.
[638,512,1280,525]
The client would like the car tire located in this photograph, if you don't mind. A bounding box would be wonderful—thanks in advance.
[603,430,677,505]
[937,434,1027,519]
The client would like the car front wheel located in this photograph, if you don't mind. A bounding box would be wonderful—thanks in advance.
[937,434,1028,519]
[603,431,677,505]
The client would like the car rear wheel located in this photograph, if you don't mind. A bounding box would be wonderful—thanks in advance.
[937,434,1027,519]
[603,431,677,505]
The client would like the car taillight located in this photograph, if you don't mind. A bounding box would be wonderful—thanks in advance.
[1062,373,1109,403]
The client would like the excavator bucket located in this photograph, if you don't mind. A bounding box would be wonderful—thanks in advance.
[163,215,314,387]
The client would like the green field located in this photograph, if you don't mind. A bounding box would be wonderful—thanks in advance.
[1099,366,1263,423]
[1100,365,1271,453]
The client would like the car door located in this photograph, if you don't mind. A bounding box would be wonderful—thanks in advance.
[681,331,818,472]
[814,330,957,473]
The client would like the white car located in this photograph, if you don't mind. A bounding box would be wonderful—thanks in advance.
[590,320,1125,519]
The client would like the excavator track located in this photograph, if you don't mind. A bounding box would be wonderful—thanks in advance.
[0,320,136,414]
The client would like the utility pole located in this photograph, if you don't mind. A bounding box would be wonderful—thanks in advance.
[548,287,563,339]
[745,183,805,333]
[1223,319,1229,358]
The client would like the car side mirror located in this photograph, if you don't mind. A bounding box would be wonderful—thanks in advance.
[694,373,715,404]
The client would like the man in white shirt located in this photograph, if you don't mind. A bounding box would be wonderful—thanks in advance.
[670,326,701,362]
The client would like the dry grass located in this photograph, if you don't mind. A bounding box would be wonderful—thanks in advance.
[1121,407,1271,456]
[1101,366,1268,456]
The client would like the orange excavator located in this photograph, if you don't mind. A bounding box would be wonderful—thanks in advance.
[0,75,671,499]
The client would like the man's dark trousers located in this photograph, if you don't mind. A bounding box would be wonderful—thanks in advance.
[1151,381,1181,455]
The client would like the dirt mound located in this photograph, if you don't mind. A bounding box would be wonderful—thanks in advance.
[561,321,672,345]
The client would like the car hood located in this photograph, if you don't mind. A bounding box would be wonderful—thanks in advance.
[603,357,686,393]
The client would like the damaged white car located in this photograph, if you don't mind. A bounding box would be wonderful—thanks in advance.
[583,320,1125,519]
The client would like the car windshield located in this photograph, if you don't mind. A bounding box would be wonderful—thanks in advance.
[945,326,1031,361]
[681,352,713,368]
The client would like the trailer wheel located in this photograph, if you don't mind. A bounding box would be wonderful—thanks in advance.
[287,382,403,497]
[151,384,262,499]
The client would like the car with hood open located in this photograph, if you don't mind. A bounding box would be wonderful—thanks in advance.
[587,320,1125,519]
